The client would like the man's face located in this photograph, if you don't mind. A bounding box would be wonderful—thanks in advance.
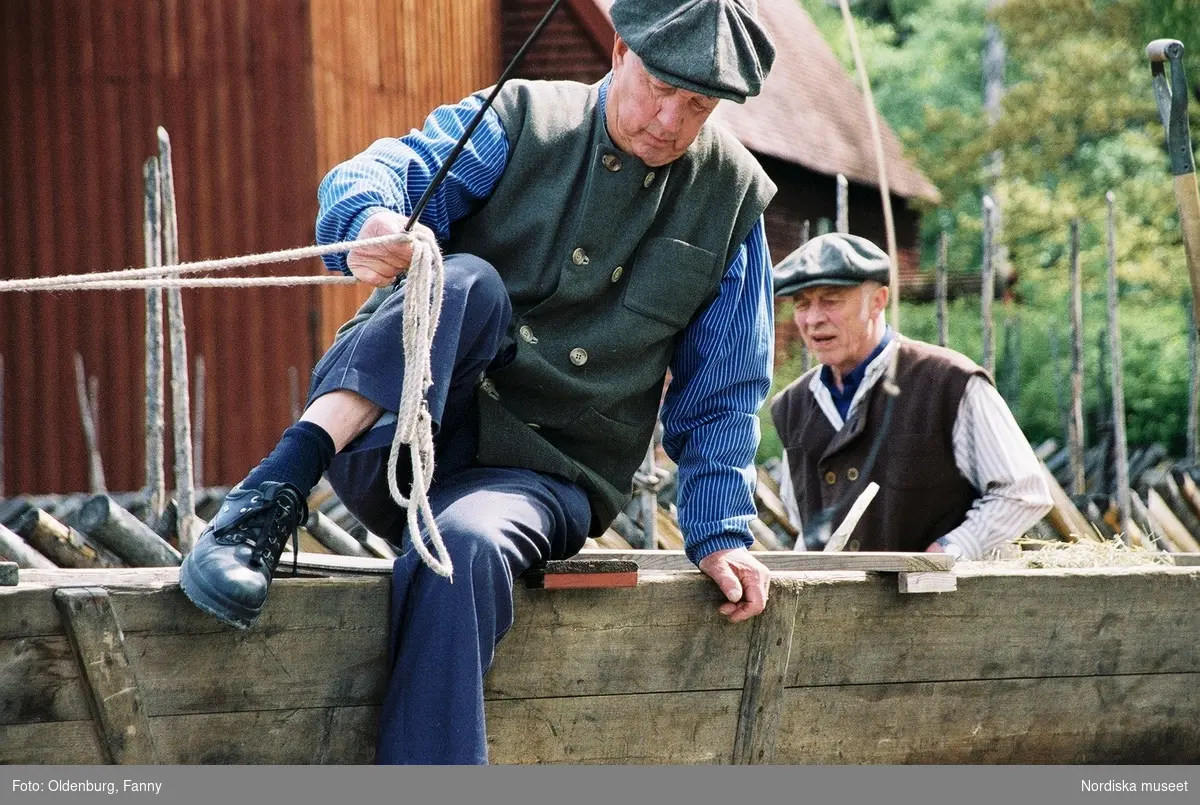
[606,38,720,167]
[792,283,888,378]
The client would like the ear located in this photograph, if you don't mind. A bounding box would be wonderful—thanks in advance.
[612,35,628,71]
[869,283,889,318]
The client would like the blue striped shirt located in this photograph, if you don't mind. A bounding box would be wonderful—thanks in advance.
[316,80,774,564]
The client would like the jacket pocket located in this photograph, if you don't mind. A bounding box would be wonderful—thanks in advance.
[621,237,719,329]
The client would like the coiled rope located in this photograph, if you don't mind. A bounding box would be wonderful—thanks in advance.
[0,227,456,579]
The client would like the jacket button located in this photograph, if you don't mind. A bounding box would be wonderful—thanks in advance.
[519,324,536,343]
[847,467,859,481]
[611,266,624,283]
[847,539,860,552]
[569,347,588,366]
[643,171,656,188]
[571,247,589,266]
[602,153,621,172]
[824,471,837,485]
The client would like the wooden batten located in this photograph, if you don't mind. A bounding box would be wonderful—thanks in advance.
[53,588,160,764]
[75,495,183,567]
[14,509,125,569]
[1146,489,1200,553]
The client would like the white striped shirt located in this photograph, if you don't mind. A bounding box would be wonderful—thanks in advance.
[779,336,1052,559]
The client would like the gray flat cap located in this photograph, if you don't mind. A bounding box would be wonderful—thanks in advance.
[611,0,775,103]
[773,233,892,297]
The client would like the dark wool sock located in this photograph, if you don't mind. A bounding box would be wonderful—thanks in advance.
[241,421,336,496]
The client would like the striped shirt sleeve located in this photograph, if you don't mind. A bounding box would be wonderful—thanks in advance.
[940,375,1054,559]
[315,94,510,274]
[662,218,774,564]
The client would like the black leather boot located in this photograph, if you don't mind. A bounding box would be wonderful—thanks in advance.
[179,481,308,629]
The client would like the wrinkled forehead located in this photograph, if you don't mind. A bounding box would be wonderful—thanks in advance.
[794,283,864,305]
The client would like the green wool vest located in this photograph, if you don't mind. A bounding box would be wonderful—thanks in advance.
[343,79,774,532]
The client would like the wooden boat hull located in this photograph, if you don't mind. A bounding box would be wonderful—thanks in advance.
[2,559,1198,764]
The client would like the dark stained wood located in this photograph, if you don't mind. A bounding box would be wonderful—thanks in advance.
[53,587,160,764]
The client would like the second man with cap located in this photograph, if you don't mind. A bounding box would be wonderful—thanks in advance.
[770,233,1052,556]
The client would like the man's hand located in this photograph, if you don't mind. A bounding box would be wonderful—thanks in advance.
[925,541,945,553]
[697,547,770,622]
[347,210,415,287]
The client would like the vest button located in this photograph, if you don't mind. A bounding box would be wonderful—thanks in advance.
[602,153,621,172]
[824,471,837,485]
[847,539,861,552]
[569,347,589,366]
[571,247,589,266]
[643,171,656,188]
[519,324,536,343]
[611,266,624,283]
[847,467,859,481]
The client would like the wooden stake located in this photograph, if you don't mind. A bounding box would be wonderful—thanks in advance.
[836,174,849,234]
[1189,301,1198,464]
[74,353,106,494]
[0,522,58,569]
[15,508,125,568]
[1105,192,1131,541]
[799,219,810,246]
[981,196,996,376]
[158,128,197,551]
[1067,218,1086,496]
[143,156,167,520]
[193,354,206,489]
[936,231,949,347]
[88,375,100,444]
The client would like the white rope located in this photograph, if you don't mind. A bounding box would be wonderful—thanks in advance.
[0,232,411,293]
[25,275,358,291]
[0,225,454,579]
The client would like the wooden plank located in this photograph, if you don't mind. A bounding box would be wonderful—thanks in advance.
[524,559,639,589]
[489,574,751,699]
[0,634,92,724]
[0,720,106,765]
[53,587,160,763]
[540,571,638,589]
[898,571,958,593]
[784,566,1200,688]
[732,578,800,764]
[576,549,953,573]
[18,566,182,588]
[775,672,1200,764]
[485,690,742,764]
[1170,553,1200,566]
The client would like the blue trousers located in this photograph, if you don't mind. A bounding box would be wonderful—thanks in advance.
[309,255,592,764]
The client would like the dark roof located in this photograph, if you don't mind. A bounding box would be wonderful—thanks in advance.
[574,0,940,203]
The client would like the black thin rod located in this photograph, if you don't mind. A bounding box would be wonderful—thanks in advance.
[404,0,566,232]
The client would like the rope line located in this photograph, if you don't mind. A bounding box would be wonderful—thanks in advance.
[0,232,411,293]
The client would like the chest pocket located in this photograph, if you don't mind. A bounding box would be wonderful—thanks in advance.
[621,237,720,329]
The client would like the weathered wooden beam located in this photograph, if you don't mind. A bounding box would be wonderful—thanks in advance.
[732,578,800,764]
[0,562,16,586]
[523,559,638,590]
[75,495,182,567]
[15,509,124,568]
[582,550,953,573]
[1105,192,1132,540]
[0,522,57,569]
[898,571,958,593]
[53,587,160,764]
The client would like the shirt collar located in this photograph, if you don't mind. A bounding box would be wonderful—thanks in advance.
[819,326,894,396]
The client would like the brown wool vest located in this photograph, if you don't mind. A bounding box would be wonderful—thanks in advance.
[770,338,990,552]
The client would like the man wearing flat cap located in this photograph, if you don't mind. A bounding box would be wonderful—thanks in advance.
[770,233,1052,556]
[178,0,778,763]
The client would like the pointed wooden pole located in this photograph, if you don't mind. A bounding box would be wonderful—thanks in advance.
[74,353,106,494]
[936,231,949,348]
[158,127,197,551]
[143,156,167,519]
[1067,218,1086,496]
[1189,300,1198,464]
[981,196,996,376]
[192,354,206,490]
[1105,192,1131,541]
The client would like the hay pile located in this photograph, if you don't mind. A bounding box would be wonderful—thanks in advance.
[984,537,1175,569]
